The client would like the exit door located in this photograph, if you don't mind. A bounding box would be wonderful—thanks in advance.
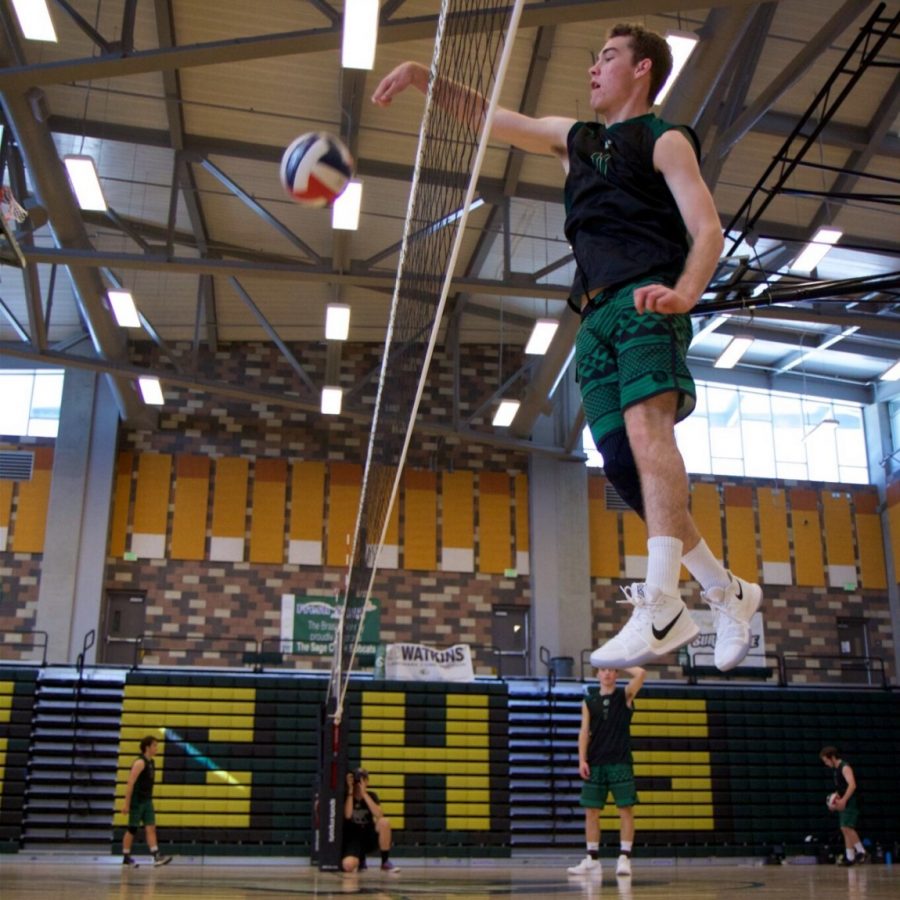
[101,590,147,665]
[837,617,870,685]
[492,606,530,676]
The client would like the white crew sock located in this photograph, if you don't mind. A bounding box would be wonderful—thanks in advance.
[646,536,683,597]
[681,539,730,592]
[620,840,633,853]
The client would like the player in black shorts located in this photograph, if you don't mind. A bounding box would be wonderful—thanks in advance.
[341,768,398,873]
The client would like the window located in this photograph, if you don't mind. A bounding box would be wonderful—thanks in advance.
[583,381,870,484]
[0,369,64,437]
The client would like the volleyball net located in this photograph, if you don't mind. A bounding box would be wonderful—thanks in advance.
[315,0,523,870]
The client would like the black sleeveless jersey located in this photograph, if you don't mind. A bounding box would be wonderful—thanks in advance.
[585,686,633,765]
[133,755,155,801]
[563,114,700,303]
[833,760,851,798]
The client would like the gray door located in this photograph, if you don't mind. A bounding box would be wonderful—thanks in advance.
[101,590,147,665]
[492,607,529,677]
[837,617,870,685]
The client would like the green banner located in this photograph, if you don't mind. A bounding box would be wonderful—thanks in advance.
[283,595,380,657]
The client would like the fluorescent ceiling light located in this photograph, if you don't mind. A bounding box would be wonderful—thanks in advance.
[492,399,520,427]
[63,155,107,211]
[751,272,783,298]
[332,181,362,230]
[880,360,900,382]
[108,290,140,328]
[341,0,379,70]
[321,386,343,415]
[325,304,351,341]
[12,0,57,42]
[790,227,842,273]
[525,318,559,355]
[138,376,164,406]
[713,336,753,369]
[656,33,699,105]
[691,314,729,346]
[803,416,838,442]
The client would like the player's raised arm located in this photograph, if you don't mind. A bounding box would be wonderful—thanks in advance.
[372,61,573,163]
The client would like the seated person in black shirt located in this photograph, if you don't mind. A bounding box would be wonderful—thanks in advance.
[341,767,398,873]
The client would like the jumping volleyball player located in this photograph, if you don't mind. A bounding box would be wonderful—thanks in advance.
[373,23,763,670]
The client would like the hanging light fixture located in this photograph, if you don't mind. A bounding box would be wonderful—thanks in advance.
[492,399,520,427]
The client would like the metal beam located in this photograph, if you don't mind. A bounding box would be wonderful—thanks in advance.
[0,1,757,90]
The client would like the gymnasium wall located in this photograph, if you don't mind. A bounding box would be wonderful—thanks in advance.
[1,668,898,857]
[1,341,898,683]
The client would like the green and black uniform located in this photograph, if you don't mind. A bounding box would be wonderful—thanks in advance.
[831,760,860,828]
[579,686,638,809]
[129,753,157,827]
[565,114,699,448]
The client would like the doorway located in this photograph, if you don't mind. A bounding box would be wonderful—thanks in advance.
[101,590,147,665]
[837,617,871,685]
[491,606,530,677]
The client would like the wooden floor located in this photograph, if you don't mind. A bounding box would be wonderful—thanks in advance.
[0,856,897,899]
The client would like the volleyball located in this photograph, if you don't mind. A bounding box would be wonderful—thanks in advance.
[826,792,839,810]
[279,132,353,207]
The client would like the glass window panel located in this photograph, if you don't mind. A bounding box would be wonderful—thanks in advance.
[30,372,64,420]
[582,425,603,468]
[739,389,771,419]
[742,420,775,476]
[834,405,867,468]
[27,418,59,438]
[806,428,839,482]
[711,456,745,477]
[777,461,808,480]
[0,373,33,435]
[710,420,743,459]
[676,416,711,473]
[838,466,868,485]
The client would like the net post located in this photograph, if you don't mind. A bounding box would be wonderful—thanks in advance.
[315,697,348,871]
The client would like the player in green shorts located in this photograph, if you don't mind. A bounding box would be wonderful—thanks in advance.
[820,746,867,865]
[568,666,646,878]
[373,24,762,672]
[121,735,172,868]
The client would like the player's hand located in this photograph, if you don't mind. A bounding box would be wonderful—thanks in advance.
[579,760,590,780]
[633,283,695,315]
[346,773,355,789]
[121,804,129,816]
[372,62,428,106]
[834,797,846,810]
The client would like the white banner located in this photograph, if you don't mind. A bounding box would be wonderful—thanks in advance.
[686,610,767,668]
[384,643,474,682]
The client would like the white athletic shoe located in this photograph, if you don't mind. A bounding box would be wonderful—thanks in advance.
[590,584,700,668]
[567,856,602,875]
[616,854,632,876]
[702,574,763,671]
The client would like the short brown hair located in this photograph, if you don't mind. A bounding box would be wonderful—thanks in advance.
[608,23,674,103]
[819,746,839,760]
[140,735,157,753]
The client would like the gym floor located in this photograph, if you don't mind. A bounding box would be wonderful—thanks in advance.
[0,856,896,899]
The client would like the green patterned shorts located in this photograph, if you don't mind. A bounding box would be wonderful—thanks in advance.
[579,762,638,809]
[576,277,696,447]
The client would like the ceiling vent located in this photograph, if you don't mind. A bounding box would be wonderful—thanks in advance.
[0,450,34,481]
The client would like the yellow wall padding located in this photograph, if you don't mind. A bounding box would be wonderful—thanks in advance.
[326,462,361,567]
[132,453,172,537]
[723,484,757,579]
[0,477,12,550]
[289,461,325,543]
[442,470,474,561]
[588,477,619,578]
[757,487,790,571]
[12,446,53,554]
[171,455,210,561]
[854,490,886,589]
[478,471,511,574]
[249,458,287,564]
[514,472,529,554]
[790,488,825,586]
[211,457,249,539]
[622,509,647,560]
[403,469,437,570]
[108,452,133,558]
[821,490,855,567]
[691,482,723,560]
[886,480,900,583]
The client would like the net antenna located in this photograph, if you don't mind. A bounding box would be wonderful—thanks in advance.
[329,0,525,722]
